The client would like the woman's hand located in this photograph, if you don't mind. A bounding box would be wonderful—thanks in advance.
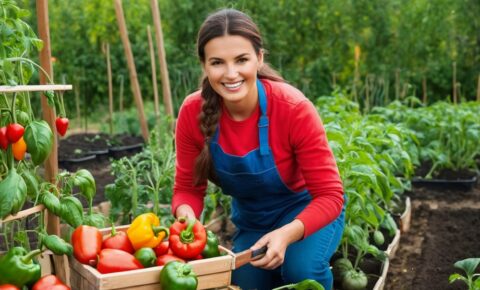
[175,204,196,220]
[249,219,305,270]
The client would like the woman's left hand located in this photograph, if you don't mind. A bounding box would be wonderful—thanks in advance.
[249,219,305,270]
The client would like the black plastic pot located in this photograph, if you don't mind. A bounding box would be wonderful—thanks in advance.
[108,143,144,159]
[412,175,478,190]
[59,154,96,172]
[88,149,110,162]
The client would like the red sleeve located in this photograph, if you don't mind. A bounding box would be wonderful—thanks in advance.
[291,100,344,238]
[171,95,207,218]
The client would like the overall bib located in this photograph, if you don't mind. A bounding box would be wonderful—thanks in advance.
[210,79,345,290]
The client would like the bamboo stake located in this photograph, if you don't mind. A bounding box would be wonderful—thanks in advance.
[476,75,480,102]
[422,77,427,104]
[103,42,114,135]
[114,0,149,141]
[36,0,68,283]
[119,75,124,113]
[395,69,400,100]
[151,0,174,131]
[452,61,457,104]
[147,25,160,118]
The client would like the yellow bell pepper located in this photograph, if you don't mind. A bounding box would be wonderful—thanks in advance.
[127,213,169,250]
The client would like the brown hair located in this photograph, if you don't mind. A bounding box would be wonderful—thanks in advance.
[194,8,284,185]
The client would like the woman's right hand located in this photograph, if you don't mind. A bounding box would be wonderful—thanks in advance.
[175,204,196,220]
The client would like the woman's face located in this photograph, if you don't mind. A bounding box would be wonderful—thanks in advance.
[202,35,263,111]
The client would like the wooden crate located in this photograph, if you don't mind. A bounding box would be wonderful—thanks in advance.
[69,225,235,290]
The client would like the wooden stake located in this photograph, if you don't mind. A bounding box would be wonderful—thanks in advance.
[476,75,480,102]
[395,69,400,100]
[36,0,68,283]
[422,77,427,104]
[114,0,149,141]
[103,42,114,135]
[151,0,174,131]
[119,75,124,113]
[452,61,457,104]
[147,25,160,118]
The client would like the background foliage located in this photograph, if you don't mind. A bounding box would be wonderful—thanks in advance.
[18,0,480,121]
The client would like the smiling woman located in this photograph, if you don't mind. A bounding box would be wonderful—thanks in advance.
[171,8,345,290]
[202,35,263,120]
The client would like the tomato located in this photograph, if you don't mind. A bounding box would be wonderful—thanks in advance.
[55,117,69,137]
[341,269,368,290]
[6,123,24,143]
[0,127,8,150]
[332,257,353,282]
[12,137,27,160]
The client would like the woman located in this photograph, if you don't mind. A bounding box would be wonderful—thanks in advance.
[172,8,345,290]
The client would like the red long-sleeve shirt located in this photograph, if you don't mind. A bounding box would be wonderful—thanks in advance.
[172,79,344,238]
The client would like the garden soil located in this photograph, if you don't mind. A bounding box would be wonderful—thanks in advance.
[385,184,480,290]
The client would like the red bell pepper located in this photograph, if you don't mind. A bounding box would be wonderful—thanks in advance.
[71,225,102,265]
[32,275,70,290]
[153,240,169,257]
[169,218,207,260]
[102,225,134,254]
[156,254,185,266]
[96,249,144,274]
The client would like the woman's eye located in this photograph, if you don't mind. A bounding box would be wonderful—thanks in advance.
[210,60,222,66]
[237,58,248,63]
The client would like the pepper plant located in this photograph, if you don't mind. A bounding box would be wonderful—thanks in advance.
[105,129,176,225]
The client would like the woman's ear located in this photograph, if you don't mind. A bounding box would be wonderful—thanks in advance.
[258,49,264,68]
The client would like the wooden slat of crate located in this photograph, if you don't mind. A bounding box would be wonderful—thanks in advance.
[69,224,235,290]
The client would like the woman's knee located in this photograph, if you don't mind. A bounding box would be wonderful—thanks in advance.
[282,260,333,290]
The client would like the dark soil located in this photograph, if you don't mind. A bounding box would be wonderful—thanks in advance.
[385,182,480,290]
[414,161,478,180]
[57,132,144,206]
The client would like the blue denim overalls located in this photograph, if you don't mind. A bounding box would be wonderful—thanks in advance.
[210,79,345,290]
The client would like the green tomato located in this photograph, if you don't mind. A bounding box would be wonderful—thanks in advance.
[373,230,385,246]
[342,269,368,290]
[332,257,353,281]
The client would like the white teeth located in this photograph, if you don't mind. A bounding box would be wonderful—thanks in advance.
[224,81,243,89]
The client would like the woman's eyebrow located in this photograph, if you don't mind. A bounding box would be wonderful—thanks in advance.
[207,53,251,62]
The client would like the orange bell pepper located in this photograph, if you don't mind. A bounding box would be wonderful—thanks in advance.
[127,213,169,250]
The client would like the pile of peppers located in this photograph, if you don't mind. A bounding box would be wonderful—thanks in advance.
[69,212,223,288]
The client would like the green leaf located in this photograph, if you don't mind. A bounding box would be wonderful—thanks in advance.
[448,273,467,283]
[454,258,480,277]
[24,120,53,165]
[20,170,39,199]
[73,169,96,202]
[0,168,27,218]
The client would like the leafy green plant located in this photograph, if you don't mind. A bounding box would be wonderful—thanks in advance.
[105,128,176,225]
[449,258,480,290]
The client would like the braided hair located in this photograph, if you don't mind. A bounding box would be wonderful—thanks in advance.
[194,8,284,185]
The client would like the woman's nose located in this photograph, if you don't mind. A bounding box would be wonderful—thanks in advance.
[225,64,238,78]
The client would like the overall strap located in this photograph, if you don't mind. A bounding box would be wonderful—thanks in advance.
[257,79,270,156]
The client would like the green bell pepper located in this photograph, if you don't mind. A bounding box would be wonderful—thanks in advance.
[201,230,220,259]
[160,261,198,290]
[134,247,157,267]
[0,247,41,288]
[272,279,325,290]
